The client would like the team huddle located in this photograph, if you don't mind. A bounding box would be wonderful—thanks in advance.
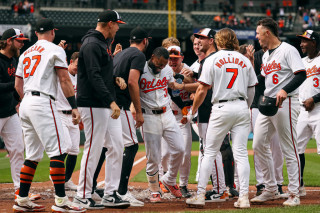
[0,9,319,213]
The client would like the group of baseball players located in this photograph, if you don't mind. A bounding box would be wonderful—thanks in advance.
[0,7,319,212]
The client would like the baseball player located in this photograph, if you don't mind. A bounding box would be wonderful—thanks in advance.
[14,18,85,212]
[55,50,80,191]
[0,28,40,201]
[74,10,130,209]
[140,47,184,202]
[179,28,229,201]
[248,46,285,196]
[296,30,320,196]
[113,27,150,207]
[251,18,306,207]
[186,28,257,208]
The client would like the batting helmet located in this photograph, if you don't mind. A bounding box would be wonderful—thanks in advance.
[258,95,278,116]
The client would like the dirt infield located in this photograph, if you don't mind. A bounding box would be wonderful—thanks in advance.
[1,150,320,212]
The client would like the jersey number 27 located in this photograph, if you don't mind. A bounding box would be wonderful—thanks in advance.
[23,55,41,78]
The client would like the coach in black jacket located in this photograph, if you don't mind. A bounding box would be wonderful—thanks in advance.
[74,10,130,209]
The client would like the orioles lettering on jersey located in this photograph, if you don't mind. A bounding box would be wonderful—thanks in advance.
[261,60,282,75]
[306,65,320,78]
[215,57,247,69]
[8,66,15,76]
[139,77,169,93]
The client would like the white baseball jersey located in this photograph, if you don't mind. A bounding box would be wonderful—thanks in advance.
[171,63,192,112]
[16,40,68,99]
[139,63,174,109]
[56,72,77,111]
[199,50,257,103]
[190,60,201,73]
[261,42,305,98]
[299,56,320,105]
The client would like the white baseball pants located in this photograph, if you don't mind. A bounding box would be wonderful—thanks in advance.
[142,110,184,186]
[253,97,300,195]
[77,107,124,198]
[197,100,250,196]
[0,113,24,190]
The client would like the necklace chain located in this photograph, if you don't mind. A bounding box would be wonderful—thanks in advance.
[306,51,320,63]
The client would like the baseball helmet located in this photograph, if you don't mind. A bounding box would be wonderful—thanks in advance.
[258,95,278,116]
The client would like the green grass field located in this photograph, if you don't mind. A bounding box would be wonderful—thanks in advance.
[0,139,318,186]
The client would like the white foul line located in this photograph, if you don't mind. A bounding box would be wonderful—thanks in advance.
[97,156,146,188]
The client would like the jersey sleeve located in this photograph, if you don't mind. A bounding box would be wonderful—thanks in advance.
[15,56,23,78]
[168,67,175,83]
[198,58,213,86]
[130,52,146,73]
[286,45,306,74]
[54,46,68,70]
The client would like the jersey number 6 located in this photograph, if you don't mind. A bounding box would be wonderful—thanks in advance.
[23,55,41,78]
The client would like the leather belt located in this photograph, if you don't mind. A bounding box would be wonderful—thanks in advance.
[219,97,244,103]
[31,91,55,101]
[62,110,72,115]
[142,107,167,115]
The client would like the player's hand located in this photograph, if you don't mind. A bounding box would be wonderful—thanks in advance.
[58,40,68,49]
[181,108,197,124]
[116,77,127,90]
[113,43,122,56]
[246,44,255,64]
[303,98,315,112]
[180,68,194,77]
[190,93,195,100]
[276,89,287,107]
[135,111,144,128]
[110,101,121,119]
[72,109,81,125]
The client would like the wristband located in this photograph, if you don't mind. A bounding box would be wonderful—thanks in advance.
[174,73,185,81]
[67,96,77,109]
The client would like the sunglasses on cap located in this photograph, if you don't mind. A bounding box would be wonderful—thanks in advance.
[11,33,28,40]
[169,49,182,58]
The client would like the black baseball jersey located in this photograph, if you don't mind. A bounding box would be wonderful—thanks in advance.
[0,53,19,118]
[113,47,146,110]
[251,49,265,108]
[197,51,215,123]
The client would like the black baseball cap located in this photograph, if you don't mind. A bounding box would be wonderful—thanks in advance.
[297,30,320,43]
[194,28,216,39]
[98,10,125,24]
[130,27,151,41]
[36,18,57,33]
[1,28,28,40]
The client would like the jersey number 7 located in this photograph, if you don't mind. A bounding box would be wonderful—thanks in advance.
[226,68,238,89]
[23,55,41,78]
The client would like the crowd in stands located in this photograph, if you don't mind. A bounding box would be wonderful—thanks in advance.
[299,7,320,30]
[11,0,34,18]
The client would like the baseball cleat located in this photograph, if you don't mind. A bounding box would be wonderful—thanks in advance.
[101,191,130,208]
[159,179,182,198]
[159,181,169,193]
[179,186,191,198]
[150,192,161,203]
[283,194,300,206]
[255,184,265,196]
[52,195,86,212]
[119,191,144,207]
[13,195,45,212]
[186,193,205,208]
[250,190,281,203]
[15,189,41,201]
[91,191,102,202]
[228,187,239,198]
[234,193,250,208]
[299,186,306,197]
[65,179,77,191]
[73,196,104,210]
[205,190,228,202]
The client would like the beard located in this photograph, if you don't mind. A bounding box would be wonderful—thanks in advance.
[148,60,160,74]
[10,44,20,58]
